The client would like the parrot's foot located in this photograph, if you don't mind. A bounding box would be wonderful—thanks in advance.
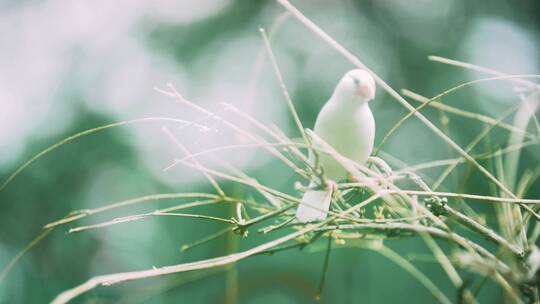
[347,173,362,183]
[376,179,391,190]
[347,174,390,190]
[325,179,339,194]
[347,173,371,184]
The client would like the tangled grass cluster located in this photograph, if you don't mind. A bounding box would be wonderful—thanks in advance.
[1,1,540,303]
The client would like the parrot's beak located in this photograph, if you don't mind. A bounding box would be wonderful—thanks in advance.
[357,82,375,101]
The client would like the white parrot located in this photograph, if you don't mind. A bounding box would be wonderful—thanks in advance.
[296,69,376,222]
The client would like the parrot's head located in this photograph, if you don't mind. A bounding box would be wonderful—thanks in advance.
[335,69,376,102]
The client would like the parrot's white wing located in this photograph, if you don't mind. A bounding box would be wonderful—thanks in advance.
[296,69,376,223]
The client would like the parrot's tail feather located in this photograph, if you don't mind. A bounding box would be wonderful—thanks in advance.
[296,189,332,223]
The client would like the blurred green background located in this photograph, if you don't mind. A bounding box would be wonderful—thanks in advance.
[1,0,539,303]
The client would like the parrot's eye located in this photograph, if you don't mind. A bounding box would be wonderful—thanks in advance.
[352,77,360,86]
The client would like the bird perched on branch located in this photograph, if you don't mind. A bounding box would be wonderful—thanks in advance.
[296,69,376,222]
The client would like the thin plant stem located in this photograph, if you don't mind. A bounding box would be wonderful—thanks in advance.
[375,75,540,156]
[259,27,308,145]
[432,102,521,190]
[428,55,540,138]
[0,117,212,192]
[212,158,285,209]
[220,103,311,171]
[402,89,538,140]
[181,228,232,252]
[337,186,540,205]
[503,91,540,250]
[116,268,226,304]
[314,233,332,300]
[155,84,305,177]
[438,203,523,257]
[66,199,222,233]
[225,186,240,304]
[0,228,52,284]
[258,216,295,234]
[428,55,540,89]
[317,224,509,272]
[151,212,235,225]
[398,140,538,173]
[353,241,452,304]
[44,193,222,229]
[162,126,225,196]
[244,11,290,108]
